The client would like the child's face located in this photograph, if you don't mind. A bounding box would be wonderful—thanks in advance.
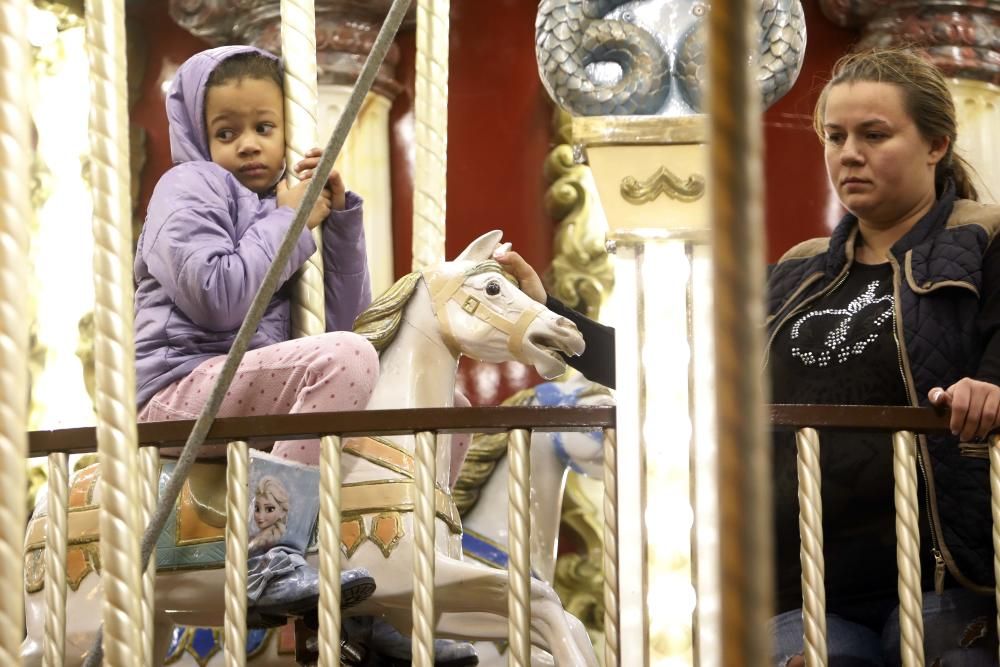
[205,77,285,194]
[254,498,283,531]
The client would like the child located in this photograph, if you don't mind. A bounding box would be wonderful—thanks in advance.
[133,45,378,623]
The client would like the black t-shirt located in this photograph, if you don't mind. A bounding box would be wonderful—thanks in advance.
[769,261,935,627]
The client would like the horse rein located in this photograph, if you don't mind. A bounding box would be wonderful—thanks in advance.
[423,268,545,359]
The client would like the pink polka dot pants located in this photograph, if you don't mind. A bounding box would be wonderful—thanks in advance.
[138,331,379,465]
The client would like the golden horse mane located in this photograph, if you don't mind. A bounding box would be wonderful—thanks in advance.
[352,260,519,356]
[453,379,611,516]
[352,271,422,355]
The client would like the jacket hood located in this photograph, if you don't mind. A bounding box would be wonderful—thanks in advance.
[167,45,282,165]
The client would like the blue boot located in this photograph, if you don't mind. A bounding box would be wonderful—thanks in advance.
[371,617,479,666]
[245,452,376,628]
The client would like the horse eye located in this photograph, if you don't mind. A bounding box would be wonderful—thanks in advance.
[485,280,501,296]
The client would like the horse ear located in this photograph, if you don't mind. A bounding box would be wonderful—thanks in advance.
[454,230,503,263]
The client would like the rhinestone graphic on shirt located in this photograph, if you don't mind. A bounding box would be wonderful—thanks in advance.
[790,280,894,368]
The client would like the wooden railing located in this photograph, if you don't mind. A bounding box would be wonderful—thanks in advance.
[770,404,991,667]
[27,405,616,667]
[30,402,985,666]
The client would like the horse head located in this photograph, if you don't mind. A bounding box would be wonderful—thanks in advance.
[355,231,585,385]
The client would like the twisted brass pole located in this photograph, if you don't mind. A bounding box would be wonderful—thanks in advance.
[281,0,325,337]
[991,434,1000,658]
[602,428,620,667]
[318,435,343,667]
[795,428,827,666]
[507,428,531,666]
[86,0,144,657]
[44,454,69,667]
[224,442,249,667]
[892,431,924,667]
[0,0,32,659]
[139,447,160,667]
[710,0,772,659]
[412,430,437,666]
[411,0,449,270]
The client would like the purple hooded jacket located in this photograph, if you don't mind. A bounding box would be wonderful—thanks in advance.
[134,45,371,407]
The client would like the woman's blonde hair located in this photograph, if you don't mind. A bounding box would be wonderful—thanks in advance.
[813,48,978,201]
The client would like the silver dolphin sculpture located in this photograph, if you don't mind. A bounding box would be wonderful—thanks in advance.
[535,0,806,116]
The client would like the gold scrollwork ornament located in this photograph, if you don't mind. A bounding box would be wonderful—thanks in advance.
[620,166,705,204]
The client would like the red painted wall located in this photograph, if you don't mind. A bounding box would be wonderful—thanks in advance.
[129,0,210,220]
[390,0,555,279]
[762,0,858,261]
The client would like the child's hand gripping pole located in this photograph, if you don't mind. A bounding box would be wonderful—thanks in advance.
[81,0,414,663]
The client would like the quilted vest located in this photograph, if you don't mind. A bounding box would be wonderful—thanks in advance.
[767,192,1000,592]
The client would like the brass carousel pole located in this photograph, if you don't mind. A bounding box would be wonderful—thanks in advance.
[0,0,32,661]
[709,0,773,663]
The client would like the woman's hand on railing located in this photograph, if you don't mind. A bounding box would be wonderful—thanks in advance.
[928,378,1000,440]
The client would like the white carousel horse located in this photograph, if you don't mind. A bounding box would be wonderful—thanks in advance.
[137,375,612,667]
[455,374,612,667]
[20,230,597,667]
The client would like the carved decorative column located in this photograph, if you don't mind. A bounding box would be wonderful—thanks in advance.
[820,0,1000,201]
[168,0,409,295]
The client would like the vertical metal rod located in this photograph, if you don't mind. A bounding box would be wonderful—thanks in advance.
[795,428,827,666]
[224,441,249,667]
[603,428,620,667]
[139,447,160,666]
[411,0,450,270]
[281,0,325,337]
[709,0,771,657]
[990,434,1000,666]
[43,454,69,667]
[412,430,437,666]
[86,0,143,655]
[318,434,343,667]
[507,428,532,666]
[612,241,650,667]
[0,0,35,662]
[892,431,924,667]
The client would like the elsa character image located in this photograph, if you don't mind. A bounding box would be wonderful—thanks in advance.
[249,476,289,553]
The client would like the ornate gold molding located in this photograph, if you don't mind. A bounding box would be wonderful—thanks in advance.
[572,114,708,146]
[620,166,705,204]
[544,110,613,319]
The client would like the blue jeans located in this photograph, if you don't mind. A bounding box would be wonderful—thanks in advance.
[770,589,997,666]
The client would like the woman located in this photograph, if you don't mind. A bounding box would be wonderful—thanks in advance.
[498,48,1000,665]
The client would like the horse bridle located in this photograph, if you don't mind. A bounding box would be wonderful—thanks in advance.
[423,268,546,359]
